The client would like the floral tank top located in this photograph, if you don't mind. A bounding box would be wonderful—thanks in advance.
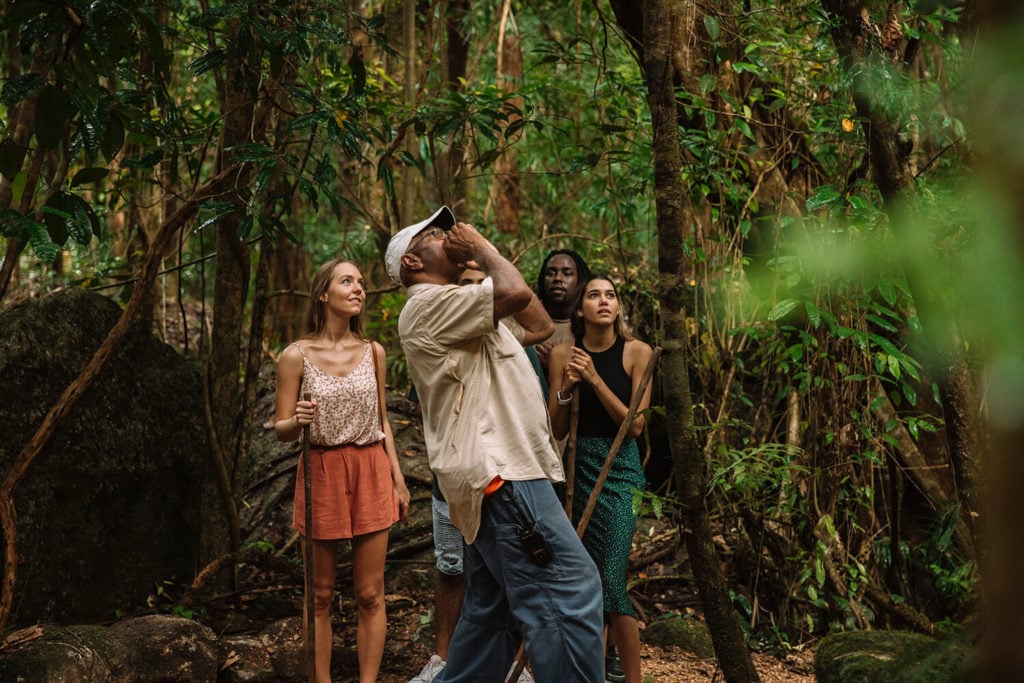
[295,343,384,447]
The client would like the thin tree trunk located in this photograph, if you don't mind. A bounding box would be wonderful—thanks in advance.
[204,9,262,569]
[488,0,522,234]
[402,0,416,220]
[442,0,470,209]
[643,0,760,680]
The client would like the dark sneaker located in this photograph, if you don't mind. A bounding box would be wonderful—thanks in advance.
[605,646,625,683]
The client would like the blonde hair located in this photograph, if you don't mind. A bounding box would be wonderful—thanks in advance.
[305,258,366,339]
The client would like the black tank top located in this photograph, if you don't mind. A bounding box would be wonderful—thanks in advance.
[576,335,631,438]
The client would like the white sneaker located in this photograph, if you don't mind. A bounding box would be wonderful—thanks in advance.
[408,654,446,682]
[517,668,534,683]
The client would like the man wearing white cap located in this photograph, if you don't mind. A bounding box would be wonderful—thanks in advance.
[387,207,605,682]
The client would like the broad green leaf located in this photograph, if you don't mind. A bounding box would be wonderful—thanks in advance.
[26,220,59,263]
[237,214,254,239]
[0,139,27,179]
[887,355,901,380]
[735,118,754,141]
[805,301,822,329]
[769,298,799,321]
[34,84,73,149]
[314,158,336,185]
[226,143,275,162]
[101,114,125,162]
[84,1,112,59]
[877,281,898,305]
[903,383,918,407]
[41,191,97,246]
[188,49,227,76]
[699,74,717,95]
[42,205,69,245]
[703,15,721,41]
[70,167,110,188]
[806,185,842,212]
[869,333,902,358]
[64,192,100,242]
[866,314,897,332]
[1,72,43,107]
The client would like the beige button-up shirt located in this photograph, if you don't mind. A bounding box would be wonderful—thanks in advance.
[399,281,564,543]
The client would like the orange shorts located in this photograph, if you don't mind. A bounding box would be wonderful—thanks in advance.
[292,441,398,540]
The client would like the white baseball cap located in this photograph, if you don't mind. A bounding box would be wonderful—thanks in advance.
[384,206,457,284]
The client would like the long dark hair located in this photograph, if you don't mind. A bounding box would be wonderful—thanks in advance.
[570,273,633,341]
[305,258,366,339]
[535,249,591,309]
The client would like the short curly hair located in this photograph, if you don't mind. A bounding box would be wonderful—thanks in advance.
[535,249,591,310]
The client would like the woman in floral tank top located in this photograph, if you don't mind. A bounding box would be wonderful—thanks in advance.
[274,258,410,683]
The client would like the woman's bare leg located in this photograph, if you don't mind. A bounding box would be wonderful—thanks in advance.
[303,538,339,683]
[609,613,642,683]
[351,529,390,683]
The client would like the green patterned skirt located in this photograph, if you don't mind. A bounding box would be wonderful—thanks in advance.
[569,436,646,617]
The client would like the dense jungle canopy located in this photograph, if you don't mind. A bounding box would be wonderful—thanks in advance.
[2,0,1024,680]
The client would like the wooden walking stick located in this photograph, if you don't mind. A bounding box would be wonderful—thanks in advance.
[563,387,579,517]
[301,392,316,683]
[505,348,661,683]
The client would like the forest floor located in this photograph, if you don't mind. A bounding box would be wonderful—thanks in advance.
[214,518,818,682]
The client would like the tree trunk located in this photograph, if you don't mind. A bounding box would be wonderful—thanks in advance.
[402,0,417,220]
[441,0,470,210]
[487,0,522,234]
[204,8,265,567]
[969,4,1024,679]
[643,0,760,680]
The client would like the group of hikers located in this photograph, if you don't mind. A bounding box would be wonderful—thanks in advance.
[274,206,654,683]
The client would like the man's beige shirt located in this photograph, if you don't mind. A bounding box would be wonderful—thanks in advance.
[398,281,564,543]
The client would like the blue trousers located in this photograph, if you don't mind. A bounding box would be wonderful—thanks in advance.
[436,479,605,682]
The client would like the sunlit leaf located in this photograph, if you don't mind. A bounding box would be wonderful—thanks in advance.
[769,298,799,321]
[806,185,843,212]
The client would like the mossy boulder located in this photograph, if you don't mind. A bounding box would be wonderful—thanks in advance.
[642,612,716,658]
[0,288,208,626]
[815,630,975,682]
[0,616,223,682]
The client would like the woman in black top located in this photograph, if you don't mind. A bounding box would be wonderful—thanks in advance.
[547,274,654,683]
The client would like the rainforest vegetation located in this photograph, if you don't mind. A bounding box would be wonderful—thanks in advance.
[2,0,1023,679]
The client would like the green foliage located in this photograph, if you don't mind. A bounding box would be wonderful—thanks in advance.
[0,0,987,650]
[710,441,811,505]
[152,578,200,621]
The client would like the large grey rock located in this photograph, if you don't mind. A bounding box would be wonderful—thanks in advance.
[106,615,223,681]
[0,616,221,682]
[0,288,208,626]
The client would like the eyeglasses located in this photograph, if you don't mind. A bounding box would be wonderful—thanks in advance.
[406,226,446,253]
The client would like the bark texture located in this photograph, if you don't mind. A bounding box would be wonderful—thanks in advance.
[642,0,761,680]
